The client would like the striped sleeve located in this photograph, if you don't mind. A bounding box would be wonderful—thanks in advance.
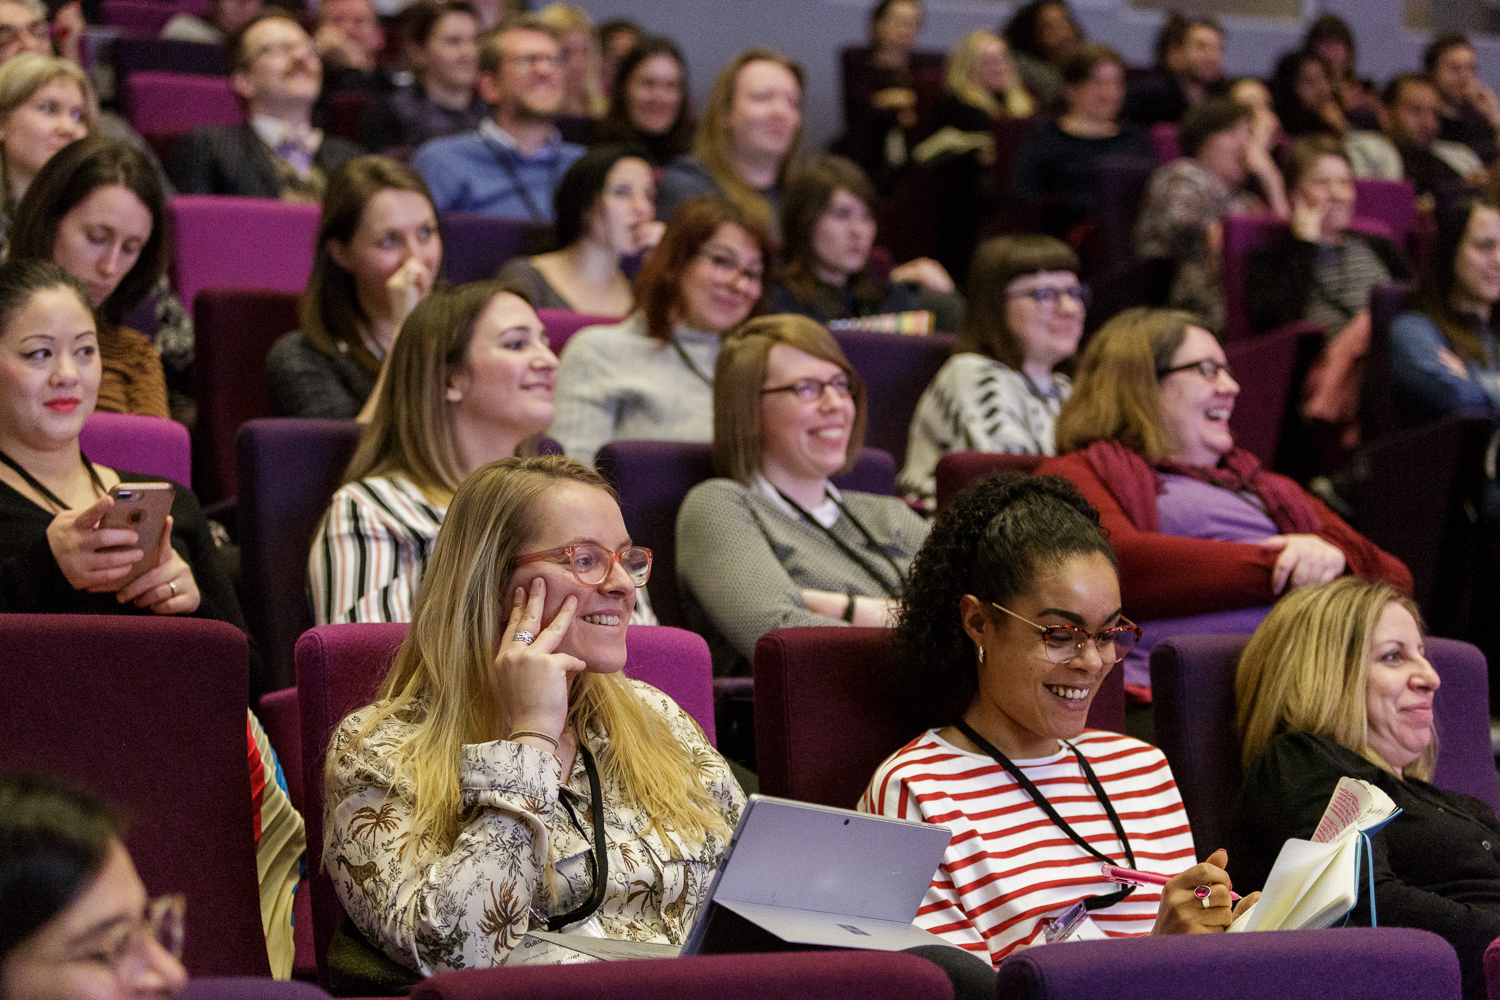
[308,476,445,625]
[859,729,1196,966]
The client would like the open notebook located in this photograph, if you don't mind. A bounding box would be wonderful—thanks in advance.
[525,793,960,960]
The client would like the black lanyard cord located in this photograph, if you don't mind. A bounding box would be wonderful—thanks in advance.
[0,449,105,511]
[670,337,714,388]
[773,486,904,598]
[954,719,1136,911]
[489,142,559,224]
[545,740,609,931]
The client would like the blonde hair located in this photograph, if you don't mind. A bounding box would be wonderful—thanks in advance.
[1236,577,1435,780]
[535,3,606,117]
[335,456,731,856]
[0,54,98,202]
[712,314,867,484]
[342,281,540,506]
[946,30,1035,119]
[693,48,804,240]
[1053,306,1200,461]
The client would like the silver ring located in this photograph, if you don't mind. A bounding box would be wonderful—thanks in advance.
[513,630,536,645]
[1195,885,1213,908]
[168,581,178,596]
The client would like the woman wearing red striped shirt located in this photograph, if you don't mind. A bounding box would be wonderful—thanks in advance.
[860,472,1258,964]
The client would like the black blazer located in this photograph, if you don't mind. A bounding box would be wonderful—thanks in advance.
[170,123,364,198]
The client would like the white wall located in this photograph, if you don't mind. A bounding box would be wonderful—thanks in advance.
[572,0,1500,153]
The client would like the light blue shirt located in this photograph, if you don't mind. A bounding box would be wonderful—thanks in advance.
[411,120,583,220]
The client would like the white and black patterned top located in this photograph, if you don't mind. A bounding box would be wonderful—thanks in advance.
[900,353,1071,503]
[325,682,745,973]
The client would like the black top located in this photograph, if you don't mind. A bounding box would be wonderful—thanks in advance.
[1396,140,1470,201]
[1440,102,1499,166]
[360,83,489,154]
[265,330,377,419]
[1122,70,1228,128]
[1233,731,1500,1000]
[1245,229,1412,334]
[1008,120,1154,235]
[169,124,364,199]
[927,91,993,135]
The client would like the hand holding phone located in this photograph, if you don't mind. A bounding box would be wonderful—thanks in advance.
[97,483,175,589]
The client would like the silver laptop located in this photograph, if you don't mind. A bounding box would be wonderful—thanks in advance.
[528,793,957,960]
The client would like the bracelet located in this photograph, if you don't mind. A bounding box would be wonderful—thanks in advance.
[842,592,857,623]
[508,730,559,750]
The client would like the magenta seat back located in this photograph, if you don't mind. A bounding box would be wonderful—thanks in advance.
[997,926,1458,1000]
[437,211,548,285]
[103,0,212,31]
[1223,321,1324,467]
[1221,214,1288,343]
[1151,633,1495,863]
[296,622,716,985]
[1354,178,1418,247]
[170,196,320,308]
[538,309,622,355]
[933,452,1044,510]
[0,614,268,976]
[832,329,956,466]
[414,950,951,1000]
[754,625,1125,809]
[123,72,242,137]
[595,441,896,629]
[1149,121,1181,163]
[80,411,192,487]
[179,978,333,1000]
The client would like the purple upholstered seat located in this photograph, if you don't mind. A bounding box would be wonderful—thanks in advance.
[123,72,242,139]
[0,615,268,976]
[753,625,1125,809]
[179,979,332,1000]
[1222,320,1325,467]
[996,926,1459,1000]
[237,418,363,693]
[831,329,955,467]
[932,452,1044,510]
[1149,121,1181,164]
[191,289,303,507]
[80,411,192,488]
[412,950,951,1000]
[594,441,896,629]
[1354,178,1418,248]
[296,622,715,985]
[113,38,224,86]
[170,196,320,309]
[1150,633,1496,862]
[103,0,212,33]
[437,211,548,286]
[537,308,623,356]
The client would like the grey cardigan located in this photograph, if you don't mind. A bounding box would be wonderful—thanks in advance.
[675,478,931,676]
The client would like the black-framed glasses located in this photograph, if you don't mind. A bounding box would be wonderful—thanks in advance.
[761,374,852,402]
[1005,284,1091,309]
[696,249,764,285]
[990,602,1141,664]
[1157,358,1234,382]
[516,544,653,586]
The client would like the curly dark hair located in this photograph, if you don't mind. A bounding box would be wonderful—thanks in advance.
[894,472,1115,725]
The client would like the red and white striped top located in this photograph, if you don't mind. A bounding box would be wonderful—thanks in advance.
[859,728,1196,965]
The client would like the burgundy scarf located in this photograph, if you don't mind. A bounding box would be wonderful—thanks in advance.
[1081,440,1323,535]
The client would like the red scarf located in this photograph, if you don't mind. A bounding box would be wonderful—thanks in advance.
[1081,440,1323,535]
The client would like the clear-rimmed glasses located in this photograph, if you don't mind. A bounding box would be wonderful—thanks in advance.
[696,248,764,286]
[990,603,1141,664]
[761,374,852,402]
[74,894,185,985]
[516,544,653,586]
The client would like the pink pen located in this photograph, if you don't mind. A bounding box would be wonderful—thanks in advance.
[1099,863,1241,901]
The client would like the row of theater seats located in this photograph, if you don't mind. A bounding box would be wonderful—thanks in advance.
[2,608,1489,996]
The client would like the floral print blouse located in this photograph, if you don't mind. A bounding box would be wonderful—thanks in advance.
[325,680,745,973]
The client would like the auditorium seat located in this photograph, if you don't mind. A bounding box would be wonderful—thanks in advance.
[180,979,333,1000]
[0,615,269,976]
[1150,633,1496,862]
[112,37,225,86]
[412,951,950,1000]
[122,72,242,152]
[537,308,621,355]
[296,622,716,986]
[831,329,954,466]
[170,196,320,308]
[103,0,212,33]
[80,411,192,488]
[996,926,1459,1000]
[933,451,1044,510]
[1222,320,1324,468]
[192,289,303,507]
[754,625,1125,808]
[237,418,362,694]
[437,212,548,285]
[1362,281,1416,442]
[325,90,374,144]
[1148,121,1180,164]
[594,441,896,630]
[1353,178,1418,249]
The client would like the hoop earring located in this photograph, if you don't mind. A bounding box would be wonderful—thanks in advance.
[976,644,985,665]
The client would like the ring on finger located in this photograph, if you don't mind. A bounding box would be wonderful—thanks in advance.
[168,580,178,597]
[514,630,536,645]
[1194,885,1213,908]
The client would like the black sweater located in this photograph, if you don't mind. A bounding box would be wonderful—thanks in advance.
[1245,230,1412,335]
[1233,731,1500,999]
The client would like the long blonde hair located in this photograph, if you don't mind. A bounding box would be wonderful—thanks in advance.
[535,3,607,117]
[1236,577,1435,780]
[337,456,731,855]
[946,30,1034,119]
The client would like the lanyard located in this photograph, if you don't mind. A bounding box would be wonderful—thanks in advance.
[772,487,904,598]
[490,144,557,224]
[545,740,609,931]
[954,719,1137,911]
[0,449,105,511]
[671,337,713,388]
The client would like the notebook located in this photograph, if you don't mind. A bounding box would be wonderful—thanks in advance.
[526,793,958,960]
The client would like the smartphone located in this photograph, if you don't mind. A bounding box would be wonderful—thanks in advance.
[98,483,175,588]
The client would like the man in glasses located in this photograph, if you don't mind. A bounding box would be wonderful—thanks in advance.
[171,12,362,199]
[412,13,583,219]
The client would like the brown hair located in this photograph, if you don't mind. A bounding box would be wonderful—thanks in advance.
[1053,306,1200,461]
[711,313,867,483]
[777,155,881,313]
[478,12,559,75]
[1284,134,1350,194]
[954,234,1080,369]
[225,9,301,72]
[302,155,440,377]
[634,194,771,343]
[342,281,540,504]
[692,48,804,238]
[1059,41,1123,87]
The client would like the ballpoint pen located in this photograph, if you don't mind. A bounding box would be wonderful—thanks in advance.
[1100,862,1241,901]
